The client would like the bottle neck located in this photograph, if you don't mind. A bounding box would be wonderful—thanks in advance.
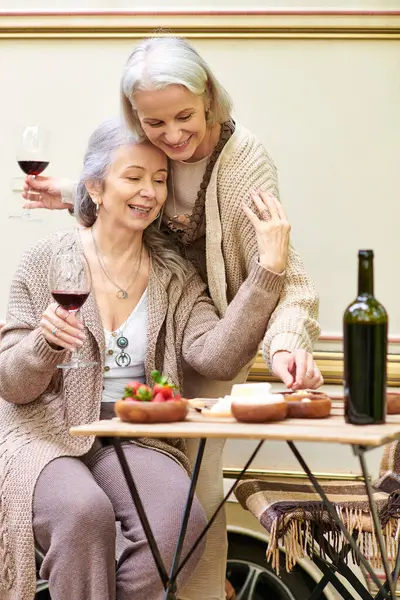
[358,255,374,296]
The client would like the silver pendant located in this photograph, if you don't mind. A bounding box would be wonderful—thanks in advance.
[116,336,128,349]
[115,351,131,367]
[117,289,128,299]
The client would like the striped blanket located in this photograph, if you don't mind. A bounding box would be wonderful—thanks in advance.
[235,475,400,574]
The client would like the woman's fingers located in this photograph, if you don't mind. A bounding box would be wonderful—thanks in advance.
[40,316,84,351]
[40,304,85,351]
[242,202,260,227]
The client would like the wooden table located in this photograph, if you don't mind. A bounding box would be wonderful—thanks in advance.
[71,411,400,600]
[71,411,400,446]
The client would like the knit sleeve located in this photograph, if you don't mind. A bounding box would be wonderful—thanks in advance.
[0,243,67,404]
[220,134,321,369]
[180,261,284,380]
[60,178,77,206]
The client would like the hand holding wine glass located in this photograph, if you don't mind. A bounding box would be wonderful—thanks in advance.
[48,251,97,369]
[11,125,50,221]
[40,303,86,353]
[22,175,67,210]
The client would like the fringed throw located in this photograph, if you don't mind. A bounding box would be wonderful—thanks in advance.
[235,477,400,574]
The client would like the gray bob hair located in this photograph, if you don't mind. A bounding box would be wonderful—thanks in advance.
[121,36,233,137]
[75,117,138,227]
[75,117,188,283]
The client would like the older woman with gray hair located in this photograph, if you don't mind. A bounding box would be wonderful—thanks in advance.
[23,36,322,599]
[1,117,291,600]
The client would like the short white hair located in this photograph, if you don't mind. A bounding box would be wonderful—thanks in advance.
[121,36,233,136]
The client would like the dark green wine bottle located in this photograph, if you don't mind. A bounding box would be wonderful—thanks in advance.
[343,250,388,424]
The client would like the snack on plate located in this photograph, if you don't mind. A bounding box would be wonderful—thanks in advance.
[231,393,288,423]
[114,371,188,423]
[282,390,332,419]
[230,382,288,423]
[201,396,233,418]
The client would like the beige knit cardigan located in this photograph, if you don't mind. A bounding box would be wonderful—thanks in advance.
[182,124,321,399]
[0,229,284,600]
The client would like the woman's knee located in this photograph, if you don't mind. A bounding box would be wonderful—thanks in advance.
[33,458,116,550]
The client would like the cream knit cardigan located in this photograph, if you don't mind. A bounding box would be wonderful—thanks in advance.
[183,124,320,400]
[0,229,284,600]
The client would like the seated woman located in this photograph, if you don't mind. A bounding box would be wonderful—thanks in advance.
[0,119,290,600]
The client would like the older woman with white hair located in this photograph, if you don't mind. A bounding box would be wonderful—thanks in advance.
[1,118,291,600]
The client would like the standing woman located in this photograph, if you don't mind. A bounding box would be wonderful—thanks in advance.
[23,36,322,600]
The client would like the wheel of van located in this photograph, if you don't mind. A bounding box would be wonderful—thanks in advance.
[227,532,327,600]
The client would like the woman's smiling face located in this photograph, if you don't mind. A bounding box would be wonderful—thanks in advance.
[92,141,168,230]
[134,85,208,162]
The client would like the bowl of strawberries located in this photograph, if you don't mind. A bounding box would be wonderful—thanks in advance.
[114,370,188,423]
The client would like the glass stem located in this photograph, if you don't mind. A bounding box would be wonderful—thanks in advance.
[71,309,82,365]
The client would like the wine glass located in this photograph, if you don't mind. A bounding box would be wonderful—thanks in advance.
[49,251,97,369]
[10,125,50,222]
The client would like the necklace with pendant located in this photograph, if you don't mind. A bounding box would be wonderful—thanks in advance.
[91,228,142,299]
[106,319,133,368]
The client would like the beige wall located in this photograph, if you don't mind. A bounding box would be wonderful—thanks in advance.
[0,10,399,341]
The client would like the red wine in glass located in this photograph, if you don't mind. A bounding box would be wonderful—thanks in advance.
[49,251,97,369]
[51,291,90,312]
[18,160,49,176]
[10,125,50,222]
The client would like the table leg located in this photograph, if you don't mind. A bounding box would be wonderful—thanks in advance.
[164,438,207,600]
[310,555,358,600]
[111,437,169,589]
[311,534,374,600]
[355,445,396,600]
[287,441,390,598]
[110,437,264,597]
[176,440,265,578]
[375,542,400,600]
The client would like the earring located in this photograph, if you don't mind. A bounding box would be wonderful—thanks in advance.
[93,202,99,215]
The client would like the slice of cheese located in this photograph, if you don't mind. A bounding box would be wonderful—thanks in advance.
[230,382,272,397]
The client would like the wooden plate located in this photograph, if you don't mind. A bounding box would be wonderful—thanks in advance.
[285,395,332,419]
[115,399,188,423]
[231,401,288,423]
[387,393,400,415]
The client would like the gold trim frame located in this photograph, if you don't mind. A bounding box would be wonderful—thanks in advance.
[0,10,400,39]
[248,350,400,386]
[223,467,369,482]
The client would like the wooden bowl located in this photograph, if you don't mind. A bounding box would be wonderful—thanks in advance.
[283,391,332,419]
[387,393,400,415]
[115,399,188,423]
[231,401,288,423]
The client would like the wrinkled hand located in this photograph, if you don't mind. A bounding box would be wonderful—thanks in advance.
[23,176,68,210]
[242,191,290,274]
[40,303,86,351]
[272,349,324,390]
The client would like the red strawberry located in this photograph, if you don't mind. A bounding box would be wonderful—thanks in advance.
[153,384,174,400]
[124,380,143,397]
[152,392,166,403]
[135,384,153,402]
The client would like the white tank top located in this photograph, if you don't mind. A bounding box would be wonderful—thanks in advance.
[102,290,147,403]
